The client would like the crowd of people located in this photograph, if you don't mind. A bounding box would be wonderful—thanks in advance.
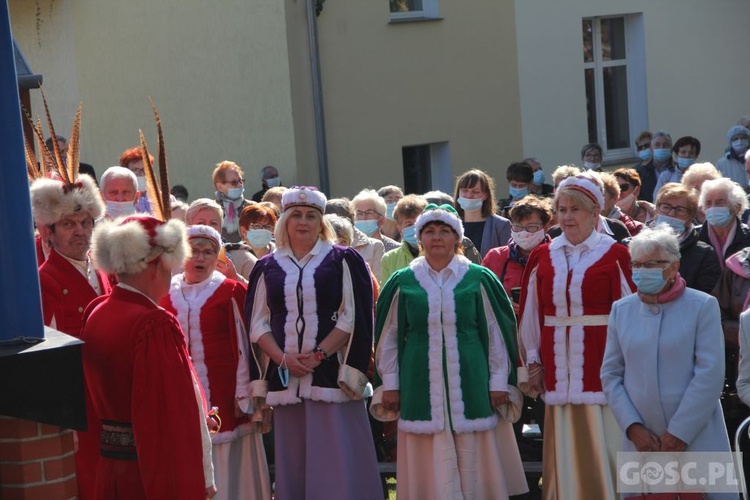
[27,117,750,500]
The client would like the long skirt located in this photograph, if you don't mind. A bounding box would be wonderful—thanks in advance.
[212,431,271,500]
[273,399,382,500]
[542,404,622,500]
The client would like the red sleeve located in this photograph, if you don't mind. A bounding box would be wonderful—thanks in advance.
[613,245,636,298]
[39,271,62,328]
[131,312,206,500]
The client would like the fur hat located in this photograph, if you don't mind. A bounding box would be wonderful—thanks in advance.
[92,216,189,275]
[414,203,464,242]
[187,224,222,249]
[281,186,327,213]
[557,172,605,210]
[29,174,104,225]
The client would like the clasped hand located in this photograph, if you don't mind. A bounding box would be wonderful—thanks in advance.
[627,424,687,452]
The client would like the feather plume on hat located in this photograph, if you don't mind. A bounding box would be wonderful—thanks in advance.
[138,97,172,221]
[25,89,104,224]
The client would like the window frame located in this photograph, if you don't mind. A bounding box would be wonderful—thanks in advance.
[389,0,440,21]
[583,14,647,163]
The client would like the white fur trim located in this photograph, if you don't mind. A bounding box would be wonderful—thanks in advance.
[544,238,614,405]
[249,380,268,399]
[92,217,188,275]
[168,271,226,408]
[414,207,464,242]
[187,225,222,249]
[30,174,104,225]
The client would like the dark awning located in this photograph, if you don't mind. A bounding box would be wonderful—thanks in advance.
[14,39,42,90]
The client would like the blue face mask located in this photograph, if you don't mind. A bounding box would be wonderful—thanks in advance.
[402,226,418,248]
[654,214,685,234]
[226,187,245,200]
[533,170,545,185]
[355,219,379,237]
[457,196,484,212]
[637,149,653,161]
[676,157,695,171]
[632,267,667,295]
[732,139,749,155]
[385,202,397,221]
[509,186,529,200]
[245,229,273,249]
[705,206,733,228]
[653,148,671,162]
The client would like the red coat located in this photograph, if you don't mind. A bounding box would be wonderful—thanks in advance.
[35,235,46,267]
[81,286,208,500]
[38,249,112,337]
[38,249,111,500]
[161,273,251,440]
[519,237,635,405]
[481,245,525,295]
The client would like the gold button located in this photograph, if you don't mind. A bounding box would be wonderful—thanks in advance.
[62,289,69,295]
[78,307,84,313]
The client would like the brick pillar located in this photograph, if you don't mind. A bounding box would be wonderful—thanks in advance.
[0,415,78,500]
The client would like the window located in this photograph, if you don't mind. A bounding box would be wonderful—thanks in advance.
[401,142,451,194]
[390,0,439,21]
[582,15,647,161]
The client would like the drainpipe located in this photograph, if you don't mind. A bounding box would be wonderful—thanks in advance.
[0,0,44,344]
[306,0,330,195]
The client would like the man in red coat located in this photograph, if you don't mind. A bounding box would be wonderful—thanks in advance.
[82,215,216,500]
[29,173,109,499]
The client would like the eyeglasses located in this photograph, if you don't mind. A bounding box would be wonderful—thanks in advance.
[630,260,670,269]
[511,223,543,233]
[223,179,244,187]
[657,203,690,217]
[636,143,651,151]
[355,210,382,220]
[618,183,631,193]
[249,223,274,231]
[130,168,145,176]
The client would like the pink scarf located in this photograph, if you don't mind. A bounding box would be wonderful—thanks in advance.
[656,272,686,304]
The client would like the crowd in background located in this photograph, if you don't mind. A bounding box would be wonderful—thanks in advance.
[28,116,750,499]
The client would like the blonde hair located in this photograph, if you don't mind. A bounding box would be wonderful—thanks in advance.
[185,198,223,226]
[274,208,336,249]
[681,162,721,192]
[655,183,698,218]
[553,187,599,214]
[551,165,582,187]
[599,172,620,200]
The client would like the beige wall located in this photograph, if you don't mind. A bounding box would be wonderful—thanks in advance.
[316,1,523,198]
[11,0,300,201]
[515,0,750,173]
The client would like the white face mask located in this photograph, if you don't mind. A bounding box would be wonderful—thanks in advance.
[583,161,601,171]
[106,200,137,218]
[136,176,147,192]
[616,193,636,212]
[265,177,282,188]
[512,230,546,251]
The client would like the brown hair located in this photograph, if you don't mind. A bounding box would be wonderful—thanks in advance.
[454,169,497,218]
[211,161,245,185]
[508,196,552,225]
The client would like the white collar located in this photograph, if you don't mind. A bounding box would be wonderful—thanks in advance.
[117,282,160,306]
[277,238,328,263]
[550,228,602,251]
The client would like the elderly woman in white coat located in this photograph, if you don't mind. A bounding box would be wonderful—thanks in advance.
[601,225,735,498]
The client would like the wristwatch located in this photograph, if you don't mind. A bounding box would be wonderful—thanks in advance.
[314,345,328,361]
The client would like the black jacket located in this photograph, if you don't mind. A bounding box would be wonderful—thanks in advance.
[698,218,750,264]
[679,228,721,294]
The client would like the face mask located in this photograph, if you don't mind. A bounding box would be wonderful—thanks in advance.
[533,170,545,185]
[385,202,397,221]
[136,176,147,192]
[676,157,695,171]
[245,229,273,249]
[402,226,418,248]
[637,149,653,161]
[732,139,749,155]
[704,206,733,227]
[355,220,379,237]
[106,200,137,218]
[265,177,282,188]
[632,267,667,295]
[616,193,636,212]
[583,161,601,171]
[654,214,686,234]
[653,148,671,162]
[226,187,245,200]
[509,186,529,200]
[457,196,484,212]
[512,230,546,251]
